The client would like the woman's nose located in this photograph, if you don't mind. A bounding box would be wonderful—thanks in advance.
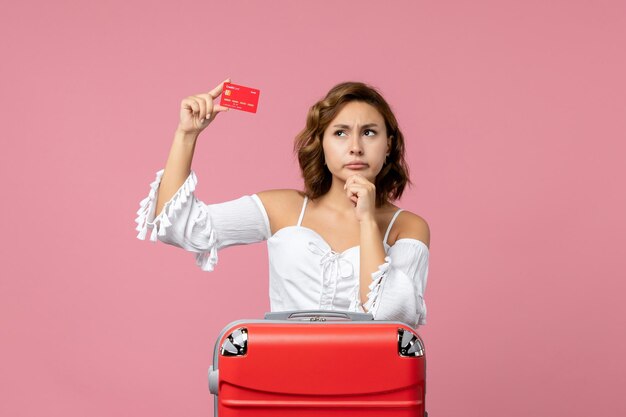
[349,136,363,155]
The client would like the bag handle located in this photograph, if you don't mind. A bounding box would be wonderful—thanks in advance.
[264,310,374,321]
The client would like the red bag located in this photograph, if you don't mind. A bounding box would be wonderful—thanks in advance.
[208,310,427,416]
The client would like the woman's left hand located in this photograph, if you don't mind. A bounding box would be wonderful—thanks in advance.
[344,174,376,223]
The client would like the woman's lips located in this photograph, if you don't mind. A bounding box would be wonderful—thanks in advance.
[345,163,368,170]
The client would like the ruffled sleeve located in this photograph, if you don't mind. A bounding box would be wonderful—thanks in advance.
[135,169,271,271]
[357,239,429,329]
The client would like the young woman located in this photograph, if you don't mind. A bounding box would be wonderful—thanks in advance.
[135,79,430,329]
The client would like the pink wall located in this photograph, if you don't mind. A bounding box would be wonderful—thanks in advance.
[1,1,625,416]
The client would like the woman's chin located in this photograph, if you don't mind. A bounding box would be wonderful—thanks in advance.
[333,171,376,184]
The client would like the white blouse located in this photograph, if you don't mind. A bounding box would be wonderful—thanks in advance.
[136,169,429,329]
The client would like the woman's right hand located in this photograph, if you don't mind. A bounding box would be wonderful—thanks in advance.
[177,78,231,135]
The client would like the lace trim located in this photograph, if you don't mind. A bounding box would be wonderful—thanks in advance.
[361,255,391,315]
[135,169,198,242]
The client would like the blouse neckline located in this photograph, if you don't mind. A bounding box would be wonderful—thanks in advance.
[265,194,429,253]
[269,225,391,255]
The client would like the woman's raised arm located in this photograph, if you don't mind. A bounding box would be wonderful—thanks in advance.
[136,78,273,271]
[155,78,231,217]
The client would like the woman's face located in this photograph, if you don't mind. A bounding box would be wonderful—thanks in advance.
[322,101,391,184]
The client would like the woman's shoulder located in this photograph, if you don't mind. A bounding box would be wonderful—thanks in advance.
[254,189,305,234]
[255,188,305,209]
[389,207,430,249]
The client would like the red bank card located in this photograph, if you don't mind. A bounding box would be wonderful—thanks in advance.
[220,82,260,113]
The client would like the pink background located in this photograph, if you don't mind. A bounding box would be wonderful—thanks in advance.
[1,1,625,416]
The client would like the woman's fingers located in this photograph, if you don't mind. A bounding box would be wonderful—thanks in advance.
[344,175,376,206]
[181,97,199,113]
[208,78,231,99]
[189,93,212,120]
[344,174,366,187]
[178,79,232,134]
[344,175,373,194]
[196,82,230,119]
[196,97,208,120]
[345,183,365,199]
[212,105,230,113]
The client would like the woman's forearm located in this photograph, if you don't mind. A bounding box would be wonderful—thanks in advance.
[359,218,387,307]
[155,128,200,217]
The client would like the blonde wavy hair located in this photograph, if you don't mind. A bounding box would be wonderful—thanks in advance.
[293,81,411,208]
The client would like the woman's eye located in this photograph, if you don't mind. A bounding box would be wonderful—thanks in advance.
[363,129,377,137]
[334,130,347,137]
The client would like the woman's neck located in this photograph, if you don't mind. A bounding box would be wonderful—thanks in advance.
[316,178,354,212]
[311,177,395,214]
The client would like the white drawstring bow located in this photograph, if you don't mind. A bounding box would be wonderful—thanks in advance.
[307,241,354,309]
